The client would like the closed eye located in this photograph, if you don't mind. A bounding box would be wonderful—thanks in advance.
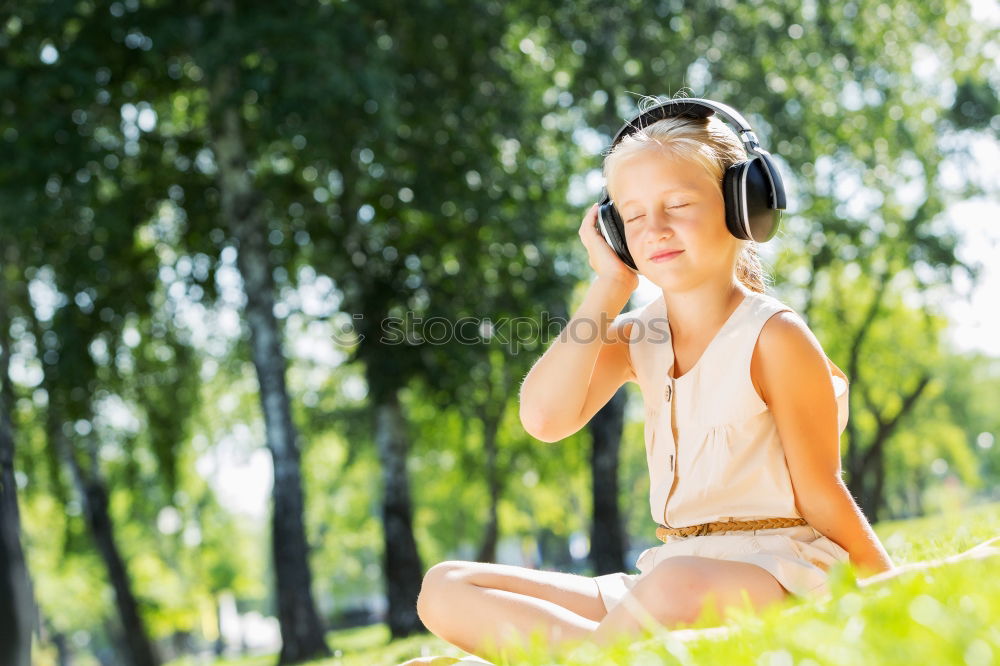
[625,204,688,223]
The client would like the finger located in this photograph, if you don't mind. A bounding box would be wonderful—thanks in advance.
[589,204,603,228]
[591,211,606,238]
[582,218,603,244]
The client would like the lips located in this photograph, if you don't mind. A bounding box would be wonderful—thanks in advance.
[649,249,684,262]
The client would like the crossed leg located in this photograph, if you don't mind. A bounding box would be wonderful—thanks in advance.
[415,560,606,660]
[407,537,1000,665]
[414,555,789,662]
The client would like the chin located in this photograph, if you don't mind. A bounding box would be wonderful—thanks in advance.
[642,273,681,292]
[644,270,699,293]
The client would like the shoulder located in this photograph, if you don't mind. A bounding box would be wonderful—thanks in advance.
[611,293,663,338]
[751,309,830,405]
[759,308,816,345]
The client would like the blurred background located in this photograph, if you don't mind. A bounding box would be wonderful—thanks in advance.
[1,0,998,664]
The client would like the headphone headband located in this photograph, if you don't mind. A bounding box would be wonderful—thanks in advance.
[609,97,762,155]
[595,96,786,266]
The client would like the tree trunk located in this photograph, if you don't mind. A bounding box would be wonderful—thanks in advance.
[211,74,329,663]
[64,450,159,666]
[870,445,888,522]
[857,452,886,522]
[40,614,75,666]
[0,275,34,666]
[847,373,930,520]
[475,415,501,564]
[588,387,627,576]
[29,297,158,666]
[474,355,510,565]
[28,274,160,666]
[53,631,72,666]
[840,269,891,510]
[370,381,424,638]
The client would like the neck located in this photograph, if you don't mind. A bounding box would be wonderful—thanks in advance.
[661,279,749,342]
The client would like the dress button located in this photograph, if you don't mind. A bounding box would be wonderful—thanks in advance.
[664,383,673,402]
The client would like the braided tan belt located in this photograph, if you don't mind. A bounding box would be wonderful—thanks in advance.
[656,517,807,541]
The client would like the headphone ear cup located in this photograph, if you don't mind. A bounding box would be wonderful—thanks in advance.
[723,162,750,240]
[723,158,781,242]
[743,157,780,242]
[597,201,637,270]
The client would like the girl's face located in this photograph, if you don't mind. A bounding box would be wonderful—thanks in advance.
[607,148,740,290]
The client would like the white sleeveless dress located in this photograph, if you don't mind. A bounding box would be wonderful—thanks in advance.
[594,289,852,613]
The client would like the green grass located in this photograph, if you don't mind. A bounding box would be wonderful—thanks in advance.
[176,501,1000,665]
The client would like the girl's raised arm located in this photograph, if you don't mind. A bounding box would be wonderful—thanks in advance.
[518,204,638,442]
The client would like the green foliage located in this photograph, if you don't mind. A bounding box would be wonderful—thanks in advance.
[796,259,1000,518]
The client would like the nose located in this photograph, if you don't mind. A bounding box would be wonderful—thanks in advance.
[645,208,674,238]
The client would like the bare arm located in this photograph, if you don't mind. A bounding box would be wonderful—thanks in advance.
[519,277,634,441]
[519,203,639,442]
[754,312,894,578]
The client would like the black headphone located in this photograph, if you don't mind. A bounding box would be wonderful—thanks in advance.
[596,97,786,270]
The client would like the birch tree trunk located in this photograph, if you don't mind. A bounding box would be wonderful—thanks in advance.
[210,69,329,663]
[65,450,159,666]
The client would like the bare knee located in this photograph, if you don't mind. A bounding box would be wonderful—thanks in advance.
[636,558,715,625]
[634,556,785,628]
[416,561,471,629]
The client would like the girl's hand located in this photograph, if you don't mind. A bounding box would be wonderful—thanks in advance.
[578,203,639,292]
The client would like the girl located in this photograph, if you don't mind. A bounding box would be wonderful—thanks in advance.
[410,98,898,664]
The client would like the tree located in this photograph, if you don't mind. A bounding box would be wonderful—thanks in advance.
[288,0,583,634]
[0,5,199,662]
[0,247,35,666]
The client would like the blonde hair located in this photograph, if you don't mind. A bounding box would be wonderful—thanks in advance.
[602,96,770,294]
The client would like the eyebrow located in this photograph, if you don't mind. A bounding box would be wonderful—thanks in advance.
[618,188,697,208]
